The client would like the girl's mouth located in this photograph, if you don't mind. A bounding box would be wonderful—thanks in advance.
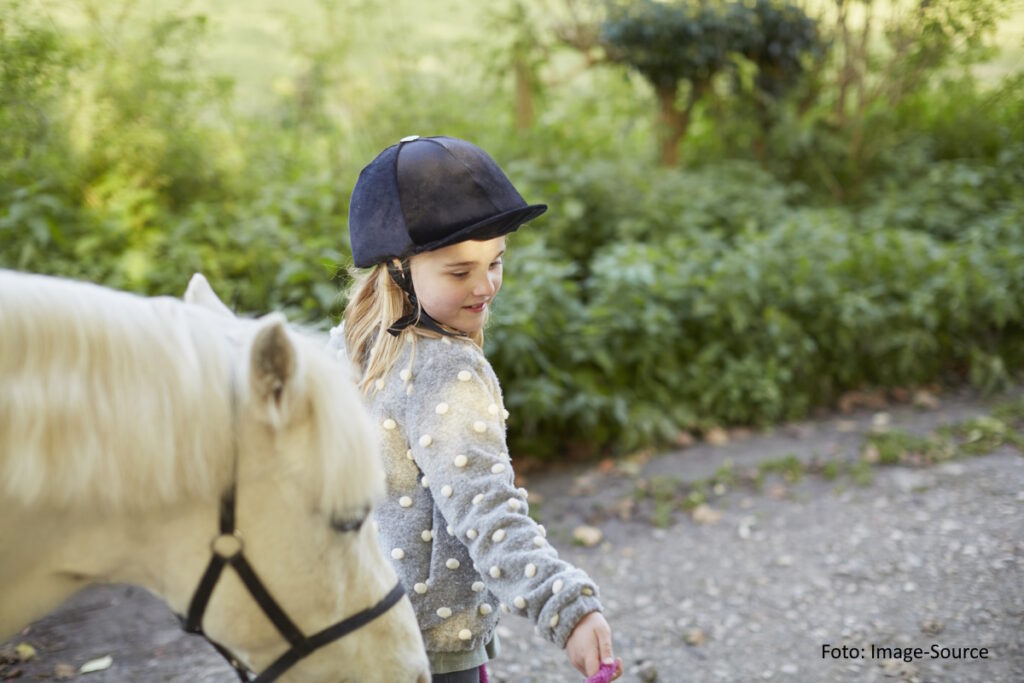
[463,301,488,313]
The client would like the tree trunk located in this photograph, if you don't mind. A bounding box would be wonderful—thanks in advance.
[514,56,535,130]
[656,82,690,167]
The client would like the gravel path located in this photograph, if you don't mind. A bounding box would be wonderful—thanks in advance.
[3,395,1022,682]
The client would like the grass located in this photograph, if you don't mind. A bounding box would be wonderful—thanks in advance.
[758,454,804,483]
[630,403,1024,527]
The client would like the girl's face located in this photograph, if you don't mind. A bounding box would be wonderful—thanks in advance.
[408,236,505,334]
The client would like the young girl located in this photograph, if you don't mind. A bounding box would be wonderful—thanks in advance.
[328,136,622,683]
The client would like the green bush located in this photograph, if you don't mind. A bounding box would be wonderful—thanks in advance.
[860,141,1024,237]
[486,206,1024,456]
[512,158,799,269]
[3,1,1023,461]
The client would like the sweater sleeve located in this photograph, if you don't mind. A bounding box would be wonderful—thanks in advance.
[405,341,603,648]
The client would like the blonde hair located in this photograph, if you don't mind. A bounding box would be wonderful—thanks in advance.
[343,262,486,394]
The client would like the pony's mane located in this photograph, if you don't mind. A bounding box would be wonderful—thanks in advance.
[0,271,379,514]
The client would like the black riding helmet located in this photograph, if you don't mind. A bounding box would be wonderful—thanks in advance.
[348,135,547,336]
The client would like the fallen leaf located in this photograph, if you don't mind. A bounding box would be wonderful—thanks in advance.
[597,458,616,474]
[54,664,75,679]
[78,656,113,674]
[14,644,34,663]
[704,427,729,446]
[836,420,858,433]
[839,389,888,413]
[569,474,597,496]
[684,628,706,646]
[616,459,642,477]
[691,504,722,525]
[674,431,695,448]
[912,390,940,410]
[613,497,635,521]
[573,525,603,547]
[729,427,753,441]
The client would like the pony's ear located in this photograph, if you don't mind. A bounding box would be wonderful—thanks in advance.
[184,273,234,318]
[249,315,298,427]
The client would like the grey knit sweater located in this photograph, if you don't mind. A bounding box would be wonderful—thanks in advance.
[326,329,603,672]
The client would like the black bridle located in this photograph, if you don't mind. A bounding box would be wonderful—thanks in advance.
[178,380,406,682]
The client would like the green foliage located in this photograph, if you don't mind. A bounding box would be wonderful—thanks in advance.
[739,0,822,100]
[1,0,1022,463]
[849,461,874,487]
[860,147,1024,240]
[0,6,71,170]
[748,0,1013,199]
[602,0,739,89]
[511,158,798,268]
[866,431,955,466]
[600,0,821,163]
[601,0,821,95]
[483,169,1024,455]
[759,454,804,482]
[72,12,238,210]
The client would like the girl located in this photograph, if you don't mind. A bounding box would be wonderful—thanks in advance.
[328,136,622,682]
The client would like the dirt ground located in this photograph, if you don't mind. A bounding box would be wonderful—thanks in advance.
[2,391,1022,682]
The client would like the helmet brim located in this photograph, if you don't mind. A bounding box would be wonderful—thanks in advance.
[409,203,547,255]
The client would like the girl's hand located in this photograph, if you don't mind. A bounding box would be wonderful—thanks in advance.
[565,611,622,681]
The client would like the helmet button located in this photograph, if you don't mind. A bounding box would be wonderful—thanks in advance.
[400,135,420,142]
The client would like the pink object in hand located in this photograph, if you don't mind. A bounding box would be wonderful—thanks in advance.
[586,662,617,683]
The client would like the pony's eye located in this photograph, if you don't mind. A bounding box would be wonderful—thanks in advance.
[330,515,365,534]
[330,506,370,534]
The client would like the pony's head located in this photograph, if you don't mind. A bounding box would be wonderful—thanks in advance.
[0,270,430,683]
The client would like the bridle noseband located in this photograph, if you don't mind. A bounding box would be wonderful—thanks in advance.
[178,380,406,682]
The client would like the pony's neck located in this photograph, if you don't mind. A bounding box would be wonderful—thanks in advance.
[0,496,216,638]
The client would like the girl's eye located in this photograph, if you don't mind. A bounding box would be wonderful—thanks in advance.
[489,260,502,269]
[451,272,469,279]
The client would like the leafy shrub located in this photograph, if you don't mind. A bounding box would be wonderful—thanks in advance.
[859,145,1024,240]
[512,158,799,269]
[486,206,1024,456]
[3,0,1023,462]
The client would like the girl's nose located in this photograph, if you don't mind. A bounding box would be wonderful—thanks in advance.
[473,273,497,297]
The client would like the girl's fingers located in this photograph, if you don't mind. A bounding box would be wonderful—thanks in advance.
[585,626,602,676]
[584,650,600,678]
[597,626,614,666]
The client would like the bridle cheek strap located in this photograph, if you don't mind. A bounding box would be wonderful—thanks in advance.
[181,483,407,683]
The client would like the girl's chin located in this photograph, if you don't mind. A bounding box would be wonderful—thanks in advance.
[450,312,485,333]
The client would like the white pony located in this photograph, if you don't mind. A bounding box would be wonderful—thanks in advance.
[0,270,430,683]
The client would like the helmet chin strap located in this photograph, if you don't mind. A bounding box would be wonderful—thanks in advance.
[385,258,467,339]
